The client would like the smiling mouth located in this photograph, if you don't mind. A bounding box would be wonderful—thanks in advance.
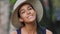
[28,16,33,18]
[27,15,33,19]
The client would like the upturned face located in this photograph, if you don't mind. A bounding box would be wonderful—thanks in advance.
[19,4,36,24]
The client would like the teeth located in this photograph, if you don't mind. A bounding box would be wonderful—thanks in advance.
[28,16,32,18]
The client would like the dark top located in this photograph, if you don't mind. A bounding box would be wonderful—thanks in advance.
[16,24,46,34]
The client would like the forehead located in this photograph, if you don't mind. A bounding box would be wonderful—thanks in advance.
[21,4,31,9]
[20,3,32,9]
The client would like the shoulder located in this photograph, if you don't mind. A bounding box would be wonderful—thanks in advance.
[10,31,17,34]
[46,29,53,34]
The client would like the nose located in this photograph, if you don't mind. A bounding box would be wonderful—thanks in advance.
[27,11,31,15]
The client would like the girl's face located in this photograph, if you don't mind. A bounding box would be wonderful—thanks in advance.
[19,4,36,23]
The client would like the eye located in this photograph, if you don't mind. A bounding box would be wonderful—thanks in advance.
[20,10,25,14]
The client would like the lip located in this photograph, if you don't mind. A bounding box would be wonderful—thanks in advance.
[27,15,33,18]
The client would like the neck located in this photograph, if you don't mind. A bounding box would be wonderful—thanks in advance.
[24,21,37,31]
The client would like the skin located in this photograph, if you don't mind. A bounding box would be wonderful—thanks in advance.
[11,4,53,34]
[19,4,36,24]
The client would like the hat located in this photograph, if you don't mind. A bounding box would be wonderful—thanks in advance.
[11,0,43,28]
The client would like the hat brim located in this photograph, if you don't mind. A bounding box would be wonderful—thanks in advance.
[10,0,43,28]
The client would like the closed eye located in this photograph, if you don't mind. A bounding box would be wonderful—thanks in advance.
[20,9,25,14]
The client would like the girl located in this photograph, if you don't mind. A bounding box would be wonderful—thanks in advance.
[11,0,53,34]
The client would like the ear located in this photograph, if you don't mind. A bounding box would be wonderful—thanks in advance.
[19,18,23,22]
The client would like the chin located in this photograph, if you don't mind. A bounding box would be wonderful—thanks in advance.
[26,19,36,23]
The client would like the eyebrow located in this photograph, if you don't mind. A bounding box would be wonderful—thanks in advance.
[27,5,32,9]
[20,9,24,11]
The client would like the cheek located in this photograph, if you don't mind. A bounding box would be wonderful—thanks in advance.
[31,9,36,13]
[31,10,36,15]
[20,14,27,20]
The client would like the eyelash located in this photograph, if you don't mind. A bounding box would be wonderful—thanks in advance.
[21,11,25,14]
